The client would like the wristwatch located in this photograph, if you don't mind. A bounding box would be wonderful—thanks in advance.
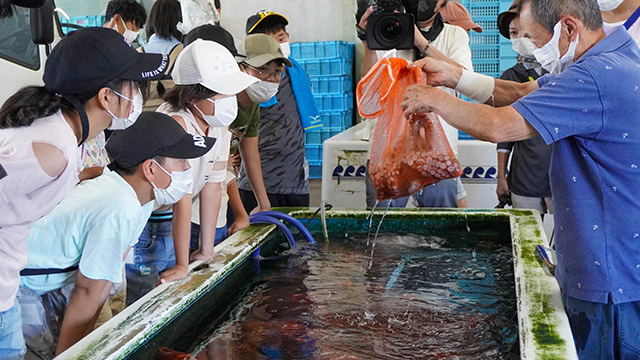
[419,41,430,58]
[356,25,367,41]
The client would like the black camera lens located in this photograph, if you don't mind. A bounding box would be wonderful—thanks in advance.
[376,16,407,44]
[365,12,414,50]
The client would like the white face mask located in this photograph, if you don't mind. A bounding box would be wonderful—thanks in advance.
[511,37,536,57]
[245,80,280,104]
[194,96,238,127]
[120,17,139,44]
[598,0,624,11]
[151,160,193,206]
[280,41,291,58]
[107,88,143,130]
[532,21,579,75]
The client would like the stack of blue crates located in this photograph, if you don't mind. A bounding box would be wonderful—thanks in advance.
[459,0,518,139]
[462,0,518,77]
[291,41,356,179]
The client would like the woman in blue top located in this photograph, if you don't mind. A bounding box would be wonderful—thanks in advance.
[144,0,182,55]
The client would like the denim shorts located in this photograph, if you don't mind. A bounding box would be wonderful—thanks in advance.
[126,220,175,305]
[0,299,26,360]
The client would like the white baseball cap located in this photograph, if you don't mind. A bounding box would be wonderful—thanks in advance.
[172,39,259,95]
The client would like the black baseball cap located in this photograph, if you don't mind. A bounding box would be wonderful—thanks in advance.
[106,112,216,170]
[246,10,288,35]
[44,27,169,95]
[497,0,519,39]
[183,24,244,58]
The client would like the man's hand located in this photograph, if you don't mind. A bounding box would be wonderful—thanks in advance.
[409,57,463,89]
[496,177,510,200]
[159,264,188,284]
[401,84,444,117]
[359,6,374,31]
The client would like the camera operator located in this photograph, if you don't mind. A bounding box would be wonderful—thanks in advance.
[357,0,472,209]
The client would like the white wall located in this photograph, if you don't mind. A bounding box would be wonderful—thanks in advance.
[219,0,357,43]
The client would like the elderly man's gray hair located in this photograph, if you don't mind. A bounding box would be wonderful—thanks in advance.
[519,0,602,34]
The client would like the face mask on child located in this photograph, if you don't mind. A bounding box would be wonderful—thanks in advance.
[194,96,238,127]
[245,80,280,104]
[107,88,143,130]
[280,42,291,58]
[151,160,193,206]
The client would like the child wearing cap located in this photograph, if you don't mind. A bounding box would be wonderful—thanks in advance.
[16,112,213,357]
[0,27,167,359]
[239,10,323,212]
[182,26,291,241]
[182,24,252,241]
[125,39,258,304]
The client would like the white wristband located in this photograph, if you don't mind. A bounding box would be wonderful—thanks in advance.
[454,69,495,104]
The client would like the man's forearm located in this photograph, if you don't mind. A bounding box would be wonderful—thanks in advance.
[427,88,536,143]
[491,78,539,107]
[497,152,510,179]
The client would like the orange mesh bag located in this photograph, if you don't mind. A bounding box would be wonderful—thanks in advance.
[356,57,463,201]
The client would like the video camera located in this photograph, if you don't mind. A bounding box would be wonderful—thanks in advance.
[365,0,415,50]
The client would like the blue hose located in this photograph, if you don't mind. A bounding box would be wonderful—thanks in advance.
[254,211,316,244]
[249,215,297,249]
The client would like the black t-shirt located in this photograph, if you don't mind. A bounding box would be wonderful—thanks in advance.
[497,62,553,198]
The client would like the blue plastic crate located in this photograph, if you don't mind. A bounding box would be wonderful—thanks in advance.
[463,0,518,78]
[463,1,502,18]
[313,92,353,112]
[320,127,343,143]
[469,30,501,46]
[472,59,500,77]
[320,111,353,128]
[305,144,323,162]
[299,58,353,76]
[311,75,353,94]
[291,41,355,60]
[308,160,323,179]
[470,45,500,60]
[305,130,322,145]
